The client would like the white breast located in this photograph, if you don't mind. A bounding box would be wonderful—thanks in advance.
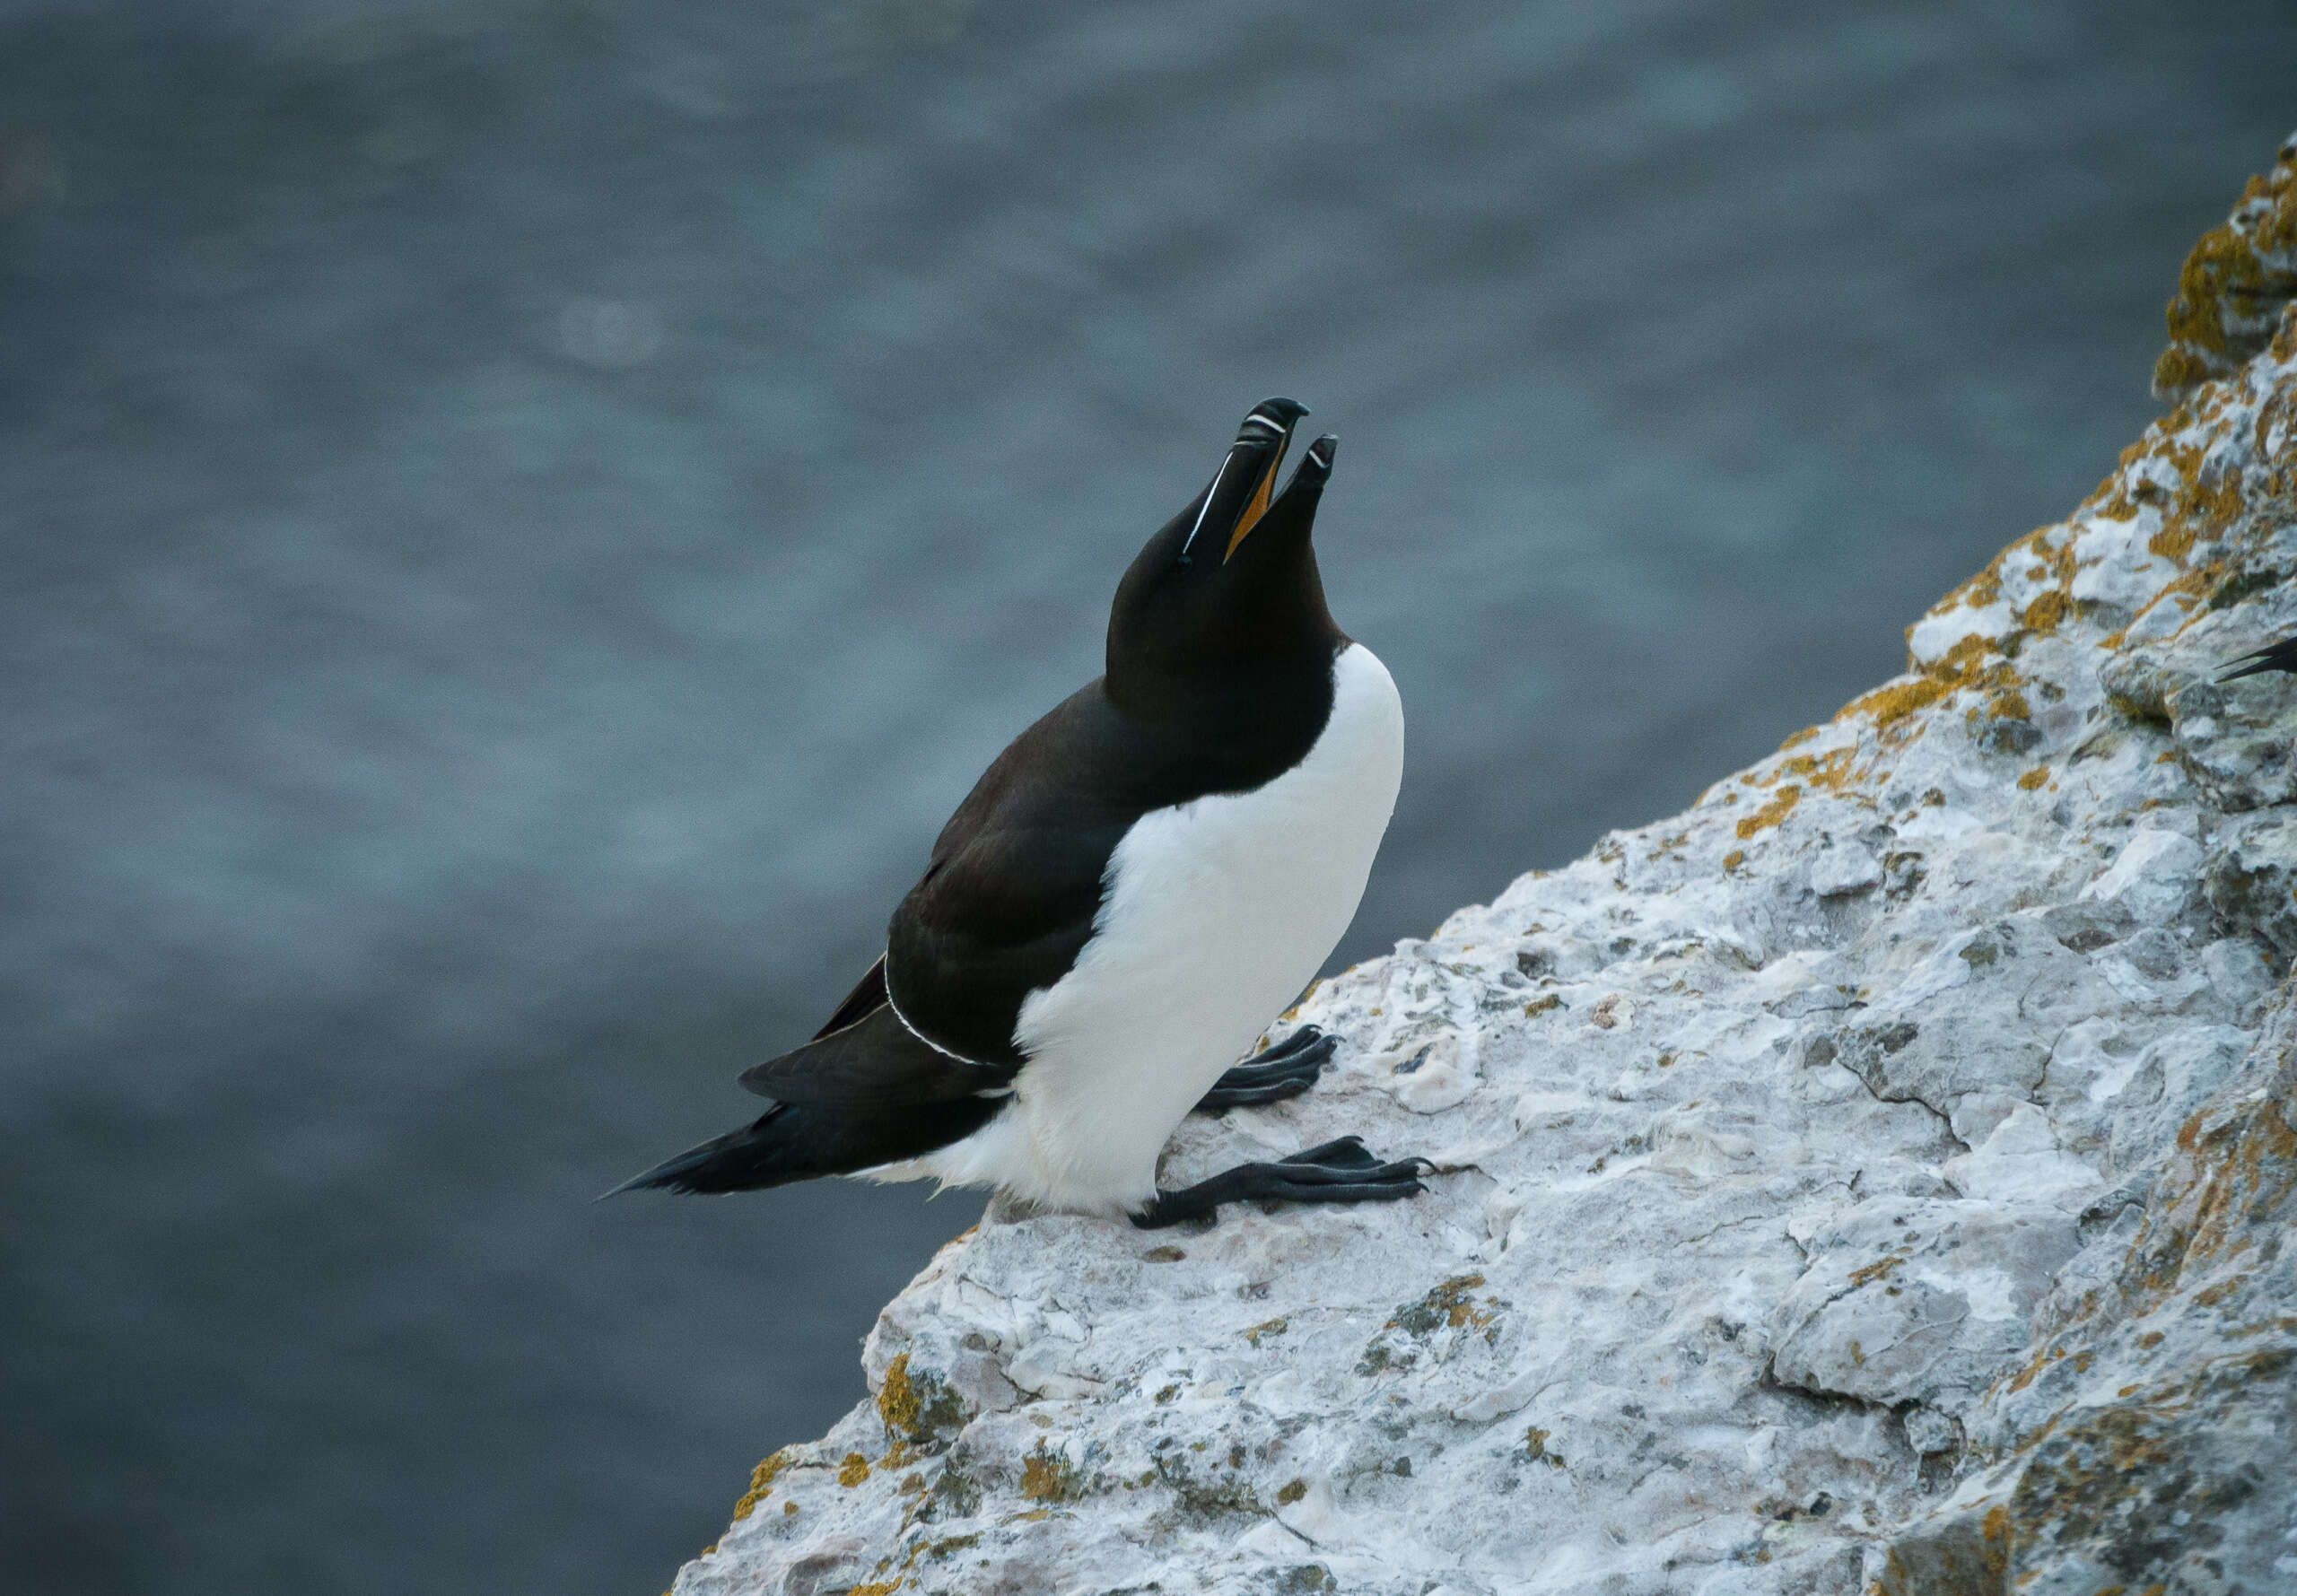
[889,643,1404,1215]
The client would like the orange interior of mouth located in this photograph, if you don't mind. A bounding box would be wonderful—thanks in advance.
[1223,435,1289,561]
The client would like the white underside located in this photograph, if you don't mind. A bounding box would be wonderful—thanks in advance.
[862,643,1404,1216]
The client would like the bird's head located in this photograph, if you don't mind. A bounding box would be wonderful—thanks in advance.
[1105,398,1345,718]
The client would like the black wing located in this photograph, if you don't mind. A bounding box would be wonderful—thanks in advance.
[881,685,1143,1068]
[738,1003,1015,1104]
[738,687,1137,1102]
[788,665,1336,1083]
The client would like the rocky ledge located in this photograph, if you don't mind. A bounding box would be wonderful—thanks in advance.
[671,141,2297,1596]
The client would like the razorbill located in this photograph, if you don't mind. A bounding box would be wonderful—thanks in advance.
[610,397,1426,1228]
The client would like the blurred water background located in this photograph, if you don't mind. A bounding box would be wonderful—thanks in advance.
[4,1,2294,1591]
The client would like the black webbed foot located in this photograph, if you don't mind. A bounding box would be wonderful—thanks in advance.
[1130,1135,1431,1230]
[1192,1025,1337,1113]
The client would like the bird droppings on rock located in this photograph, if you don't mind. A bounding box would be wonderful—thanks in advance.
[667,140,2297,1596]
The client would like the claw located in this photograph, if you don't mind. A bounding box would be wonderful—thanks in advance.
[1193,1029,1337,1114]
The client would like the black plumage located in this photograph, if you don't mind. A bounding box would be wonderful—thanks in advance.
[609,400,1427,1224]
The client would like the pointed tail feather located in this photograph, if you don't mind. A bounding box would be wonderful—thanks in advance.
[598,1107,799,1199]
[599,1094,1004,1199]
[2221,635,2297,681]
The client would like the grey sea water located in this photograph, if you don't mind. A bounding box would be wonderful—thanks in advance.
[4,2,2293,1591]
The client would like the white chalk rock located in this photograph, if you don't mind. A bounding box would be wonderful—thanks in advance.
[2079,824,2205,925]
[1768,1194,2082,1412]
[1943,1102,2107,1212]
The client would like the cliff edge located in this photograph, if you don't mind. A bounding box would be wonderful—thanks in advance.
[671,137,2297,1596]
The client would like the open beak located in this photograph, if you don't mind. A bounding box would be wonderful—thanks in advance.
[1181,397,1309,564]
[1224,398,1306,561]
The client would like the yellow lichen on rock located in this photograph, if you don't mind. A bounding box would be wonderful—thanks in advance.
[1734,784,1800,840]
[2018,588,2068,636]
[1384,1273,1496,1335]
[2135,432,2248,570]
[1017,1443,1081,1504]
[2154,134,2297,401]
[2106,556,2232,652]
[875,1350,969,1447]
[1839,674,1950,729]
[1876,374,2281,720]
[1930,561,2004,618]
[1839,633,2022,732]
[1770,746,1856,794]
[2146,517,2197,564]
[877,1352,921,1435]
[730,1449,792,1521]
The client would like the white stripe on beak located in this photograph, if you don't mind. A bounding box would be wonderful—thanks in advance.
[1179,451,1236,558]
